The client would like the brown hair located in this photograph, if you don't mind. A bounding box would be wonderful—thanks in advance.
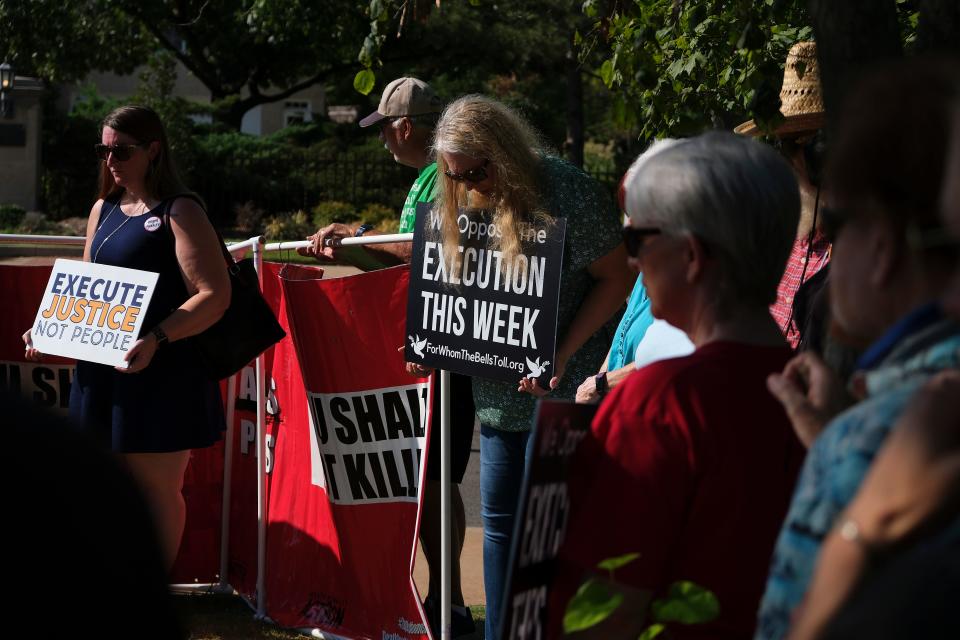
[96,105,201,206]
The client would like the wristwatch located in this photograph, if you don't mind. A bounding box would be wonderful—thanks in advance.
[151,325,169,347]
[355,223,375,237]
[595,371,609,396]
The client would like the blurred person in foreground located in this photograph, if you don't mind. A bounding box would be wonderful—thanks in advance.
[756,58,960,640]
[785,74,960,640]
[10,391,184,639]
[554,131,806,639]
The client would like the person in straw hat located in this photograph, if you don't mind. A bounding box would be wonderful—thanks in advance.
[736,41,832,352]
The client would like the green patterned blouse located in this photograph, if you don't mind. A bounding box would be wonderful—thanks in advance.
[472,155,624,431]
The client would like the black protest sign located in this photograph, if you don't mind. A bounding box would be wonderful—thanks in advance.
[499,399,597,640]
[405,203,566,384]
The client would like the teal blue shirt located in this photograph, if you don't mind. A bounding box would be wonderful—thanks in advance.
[607,275,655,371]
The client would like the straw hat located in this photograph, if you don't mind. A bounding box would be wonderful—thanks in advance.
[735,41,825,137]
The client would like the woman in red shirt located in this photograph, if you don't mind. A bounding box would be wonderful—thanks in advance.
[553,131,806,639]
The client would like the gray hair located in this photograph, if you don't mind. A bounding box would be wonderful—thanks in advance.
[626,131,800,306]
[391,112,441,132]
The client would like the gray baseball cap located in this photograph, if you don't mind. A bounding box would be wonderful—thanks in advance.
[358,77,444,128]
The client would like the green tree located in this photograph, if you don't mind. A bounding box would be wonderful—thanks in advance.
[1,0,370,129]
[579,0,813,140]
[582,0,955,142]
[350,0,607,166]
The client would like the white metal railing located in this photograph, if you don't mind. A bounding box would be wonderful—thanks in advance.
[0,233,85,246]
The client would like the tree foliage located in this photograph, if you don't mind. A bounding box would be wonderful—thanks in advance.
[0,0,369,129]
[580,0,813,140]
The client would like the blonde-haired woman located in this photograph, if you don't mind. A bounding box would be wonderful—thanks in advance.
[432,95,634,638]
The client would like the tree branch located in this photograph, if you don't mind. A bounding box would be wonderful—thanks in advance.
[120,4,225,98]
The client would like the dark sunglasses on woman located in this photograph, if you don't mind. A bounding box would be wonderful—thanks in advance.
[444,158,490,183]
[94,142,149,162]
[622,225,662,256]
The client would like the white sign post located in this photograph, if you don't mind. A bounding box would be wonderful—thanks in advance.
[31,258,158,368]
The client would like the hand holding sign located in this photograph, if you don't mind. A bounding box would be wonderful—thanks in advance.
[517,359,565,396]
[119,334,159,373]
[30,259,158,368]
[22,329,42,362]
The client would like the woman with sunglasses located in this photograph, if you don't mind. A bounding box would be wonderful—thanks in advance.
[549,131,806,638]
[24,105,229,570]
[431,95,635,639]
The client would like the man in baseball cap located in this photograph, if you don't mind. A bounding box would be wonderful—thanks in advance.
[358,76,444,128]
[300,77,477,638]
[301,76,445,267]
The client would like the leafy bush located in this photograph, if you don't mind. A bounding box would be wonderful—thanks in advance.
[356,202,399,233]
[234,201,266,234]
[311,200,359,228]
[0,204,27,230]
[264,210,313,243]
[18,211,64,235]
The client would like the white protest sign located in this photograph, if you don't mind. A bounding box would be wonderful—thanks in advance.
[31,259,159,368]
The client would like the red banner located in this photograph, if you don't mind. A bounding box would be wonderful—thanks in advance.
[278,263,430,639]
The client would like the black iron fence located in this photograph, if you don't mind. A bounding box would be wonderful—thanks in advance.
[42,152,623,228]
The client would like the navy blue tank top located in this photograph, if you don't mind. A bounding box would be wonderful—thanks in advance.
[90,194,187,333]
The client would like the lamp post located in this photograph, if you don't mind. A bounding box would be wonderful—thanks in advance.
[0,62,14,118]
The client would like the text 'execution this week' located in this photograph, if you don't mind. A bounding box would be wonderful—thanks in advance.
[406,205,565,384]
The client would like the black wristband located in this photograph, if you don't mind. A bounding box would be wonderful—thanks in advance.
[595,371,609,396]
[151,325,169,347]
[355,223,375,237]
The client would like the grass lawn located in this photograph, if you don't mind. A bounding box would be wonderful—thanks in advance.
[175,592,486,639]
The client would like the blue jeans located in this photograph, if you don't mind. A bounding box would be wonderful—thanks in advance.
[480,424,534,640]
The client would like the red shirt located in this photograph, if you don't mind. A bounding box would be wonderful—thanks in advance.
[551,342,804,639]
[770,231,830,348]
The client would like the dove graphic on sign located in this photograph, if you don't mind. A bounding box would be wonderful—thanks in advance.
[525,356,551,379]
[408,335,428,358]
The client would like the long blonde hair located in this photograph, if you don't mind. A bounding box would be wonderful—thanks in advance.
[432,95,551,267]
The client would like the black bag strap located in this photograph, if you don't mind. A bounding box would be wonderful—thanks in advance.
[161,195,239,274]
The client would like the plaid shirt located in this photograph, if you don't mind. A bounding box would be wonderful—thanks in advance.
[770,231,831,348]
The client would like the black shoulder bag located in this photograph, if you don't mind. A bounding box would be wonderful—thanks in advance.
[163,197,285,380]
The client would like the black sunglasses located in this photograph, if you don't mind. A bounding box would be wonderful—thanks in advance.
[622,226,662,256]
[94,142,149,162]
[445,158,490,183]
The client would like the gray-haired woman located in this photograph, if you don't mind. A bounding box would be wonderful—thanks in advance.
[552,131,806,639]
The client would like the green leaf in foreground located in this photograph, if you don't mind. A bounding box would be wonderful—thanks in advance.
[563,579,625,633]
[597,552,641,573]
[650,581,720,625]
[638,623,666,640]
[353,69,376,95]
